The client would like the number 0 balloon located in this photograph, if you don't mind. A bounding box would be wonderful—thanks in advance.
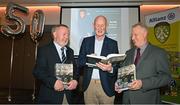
[30,9,45,43]
[30,9,45,101]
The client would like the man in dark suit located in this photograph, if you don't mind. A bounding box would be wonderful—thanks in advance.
[77,15,119,104]
[115,22,172,104]
[33,24,78,104]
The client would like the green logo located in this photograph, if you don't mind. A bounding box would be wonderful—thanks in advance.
[154,22,170,43]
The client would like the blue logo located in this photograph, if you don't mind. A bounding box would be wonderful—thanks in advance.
[167,12,175,20]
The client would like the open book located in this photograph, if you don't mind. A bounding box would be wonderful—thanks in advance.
[116,64,136,91]
[86,53,126,67]
[55,63,73,89]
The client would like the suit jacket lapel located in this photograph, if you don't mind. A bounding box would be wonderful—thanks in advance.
[138,44,151,66]
[91,36,95,54]
[65,47,72,63]
[130,49,135,64]
[100,36,107,56]
[88,36,95,75]
[50,42,61,63]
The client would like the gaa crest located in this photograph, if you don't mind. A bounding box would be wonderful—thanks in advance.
[154,22,170,43]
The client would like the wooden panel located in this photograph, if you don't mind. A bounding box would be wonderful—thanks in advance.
[0,34,12,88]
[0,25,53,89]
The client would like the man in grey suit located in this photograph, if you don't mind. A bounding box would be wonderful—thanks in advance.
[115,22,172,104]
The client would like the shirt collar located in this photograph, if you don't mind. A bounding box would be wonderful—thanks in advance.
[136,42,148,54]
[95,35,105,42]
[53,41,67,50]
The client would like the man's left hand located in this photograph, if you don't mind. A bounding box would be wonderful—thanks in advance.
[67,80,78,90]
[128,80,142,90]
[96,62,112,72]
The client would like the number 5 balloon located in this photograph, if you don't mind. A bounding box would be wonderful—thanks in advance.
[1,2,28,37]
[0,2,29,102]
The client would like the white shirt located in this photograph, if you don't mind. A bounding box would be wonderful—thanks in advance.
[91,36,104,79]
[54,41,67,61]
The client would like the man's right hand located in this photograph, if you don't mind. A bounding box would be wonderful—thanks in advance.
[54,80,64,91]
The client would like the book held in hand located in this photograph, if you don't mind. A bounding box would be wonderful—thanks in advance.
[86,53,126,67]
[116,64,136,91]
[55,63,73,89]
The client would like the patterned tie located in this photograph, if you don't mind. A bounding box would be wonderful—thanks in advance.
[61,47,66,63]
[134,48,141,65]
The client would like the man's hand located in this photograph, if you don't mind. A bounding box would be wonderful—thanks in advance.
[115,82,123,93]
[96,62,112,72]
[67,80,78,90]
[54,80,64,91]
[128,80,142,90]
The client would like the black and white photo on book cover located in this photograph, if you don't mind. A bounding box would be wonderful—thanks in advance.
[116,64,136,91]
[55,63,73,89]
[86,53,126,67]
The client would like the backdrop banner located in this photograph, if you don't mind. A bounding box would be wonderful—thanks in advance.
[145,7,180,104]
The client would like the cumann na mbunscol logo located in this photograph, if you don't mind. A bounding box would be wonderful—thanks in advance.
[154,22,170,44]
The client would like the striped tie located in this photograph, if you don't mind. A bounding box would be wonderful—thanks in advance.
[61,47,66,63]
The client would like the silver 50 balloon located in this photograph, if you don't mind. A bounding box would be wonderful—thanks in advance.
[1,2,45,42]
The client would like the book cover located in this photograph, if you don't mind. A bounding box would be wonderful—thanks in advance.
[86,53,126,67]
[116,64,136,91]
[55,63,73,89]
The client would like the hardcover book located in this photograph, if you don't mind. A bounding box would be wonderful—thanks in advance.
[116,64,136,91]
[86,53,126,67]
[55,63,73,89]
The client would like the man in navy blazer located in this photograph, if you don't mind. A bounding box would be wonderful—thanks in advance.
[115,23,172,104]
[77,15,119,104]
[33,24,78,104]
